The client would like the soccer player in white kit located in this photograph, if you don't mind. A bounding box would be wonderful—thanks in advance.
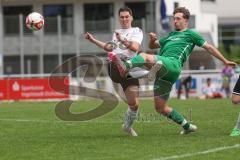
[85,7,143,136]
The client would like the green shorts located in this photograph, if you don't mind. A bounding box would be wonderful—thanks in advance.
[153,56,181,100]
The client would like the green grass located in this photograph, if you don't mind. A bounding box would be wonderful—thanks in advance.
[0,99,239,160]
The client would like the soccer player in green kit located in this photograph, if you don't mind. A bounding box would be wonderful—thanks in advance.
[111,7,237,134]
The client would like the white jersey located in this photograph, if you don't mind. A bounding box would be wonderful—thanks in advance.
[112,27,143,58]
[202,84,216,96]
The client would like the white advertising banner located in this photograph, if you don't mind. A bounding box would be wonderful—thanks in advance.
[172,73,239,98]
[71,73,239,99]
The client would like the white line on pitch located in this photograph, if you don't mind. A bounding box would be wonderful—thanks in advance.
[153,144,240,160]
[0,118,168,124]
[0,118,110,124]
[0,118,52,123]
[0,118,121,124]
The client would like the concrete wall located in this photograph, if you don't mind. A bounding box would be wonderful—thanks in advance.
[201,0,240,24]
[198,13,218,46]
[214,0,240,17]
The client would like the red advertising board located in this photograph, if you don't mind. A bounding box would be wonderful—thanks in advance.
[0,79,8,99]
[0,77,69,100]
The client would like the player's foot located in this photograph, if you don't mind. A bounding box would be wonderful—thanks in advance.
[230,127,240,137]
[107,52,114,61]
[122,124,138,137]
[180,124,197,134]
[148,61,163,81]
[111,53,128,77]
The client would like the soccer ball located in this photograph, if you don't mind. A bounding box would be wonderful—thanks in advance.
[26,12,44,31]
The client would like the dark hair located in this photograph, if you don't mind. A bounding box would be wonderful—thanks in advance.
[206,78,211,82]
[118,6,133,16]
[173,7,190,19]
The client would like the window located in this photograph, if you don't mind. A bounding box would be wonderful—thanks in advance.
[44,55,58,73]
[219,24,240,47]
[24,55,39,74]
[3,6,32,35]
[43,4,73,34]
[62,54,77,76]
[4,56,21,74]
[174,2,179,9]
[84,3,113,32]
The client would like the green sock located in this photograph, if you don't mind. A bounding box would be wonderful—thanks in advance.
[124,55,145,69]
[168,109,190,130]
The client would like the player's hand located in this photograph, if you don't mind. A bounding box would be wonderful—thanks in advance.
[115,31,124,42]
[149,32,157,42]
[224,60,237,67]
[84,32,94,42]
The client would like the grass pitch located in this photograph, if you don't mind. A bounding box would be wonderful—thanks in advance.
[0,99,239,160]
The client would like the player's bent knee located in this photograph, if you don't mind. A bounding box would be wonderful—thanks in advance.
[145,55,155,64]
[127,100,139,109]
[139,52,147,57]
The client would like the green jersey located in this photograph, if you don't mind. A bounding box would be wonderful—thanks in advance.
[159,29,206,66]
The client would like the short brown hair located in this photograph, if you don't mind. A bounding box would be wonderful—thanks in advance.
[173,7,190,19]
[118,6,133,16]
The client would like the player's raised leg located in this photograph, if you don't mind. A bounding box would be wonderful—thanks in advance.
[148,61,163,81]
[111,52,158,77]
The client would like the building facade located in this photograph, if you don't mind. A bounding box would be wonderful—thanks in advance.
[0,0,219,76]
[202,0,240,50]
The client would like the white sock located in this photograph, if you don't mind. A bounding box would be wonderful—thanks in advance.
[126,60,132,68]
[236,112,240,130]
[124,107,138,129]
[181,119,188,127]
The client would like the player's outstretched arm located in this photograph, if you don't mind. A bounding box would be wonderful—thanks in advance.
[148,32,160,49]
[203,42,237,67]
[84,32,114,52]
